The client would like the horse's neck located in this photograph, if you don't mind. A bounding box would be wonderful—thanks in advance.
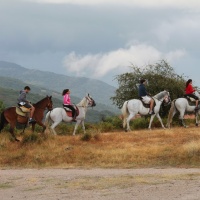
[77,98,88,107]
[34,99,46,109]
[154,91,167,102]
[153,98,162,105]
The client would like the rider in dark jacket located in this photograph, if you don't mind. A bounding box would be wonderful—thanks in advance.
[17,86,36,123]
[138,79,155,115]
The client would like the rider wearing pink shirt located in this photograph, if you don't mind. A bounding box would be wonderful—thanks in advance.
[62,89,77,122]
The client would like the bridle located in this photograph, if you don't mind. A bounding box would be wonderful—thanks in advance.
[85,96,96,107]
[45,96,53,111]
[163,94,171,106]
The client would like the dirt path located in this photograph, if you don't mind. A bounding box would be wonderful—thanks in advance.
[1,168,200,200]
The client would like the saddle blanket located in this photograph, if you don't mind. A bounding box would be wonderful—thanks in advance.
[16,106,30,117]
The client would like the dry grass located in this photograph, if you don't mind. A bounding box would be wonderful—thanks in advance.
[1,126,200,168]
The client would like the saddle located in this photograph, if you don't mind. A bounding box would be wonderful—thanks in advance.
[63,106,79,118]
[16,106,31,117]
[139,98,156,109]
[183,94,196,103]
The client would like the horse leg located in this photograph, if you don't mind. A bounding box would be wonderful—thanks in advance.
[31,123,36,132]
[33,121,46,133]
[81,120,86,134]
[50,121,61,135]
[179,111,187,128]
[0,112,8,132]
[126,113,136,132]
[195,112,199,126]
[156,113,165,129]
[9,123,19,142]
[72,120,81,136]
[148,114,156,130]
[166,110,177,129]
[21,123,27,134]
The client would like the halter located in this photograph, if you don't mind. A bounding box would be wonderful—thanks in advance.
[85,95,96,107]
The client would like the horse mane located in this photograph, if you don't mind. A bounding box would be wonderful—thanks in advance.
[77,97,87,107]
[34,97,46,106]
[154,90,168,100]
[34,96,51,107]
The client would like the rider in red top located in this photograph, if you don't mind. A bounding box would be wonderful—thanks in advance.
[185,79,199,110]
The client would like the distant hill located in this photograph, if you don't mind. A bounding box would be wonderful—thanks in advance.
[0,61,118,111]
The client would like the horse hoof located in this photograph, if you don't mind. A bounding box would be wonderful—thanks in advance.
[196,123,199,127]
[15,138,20,142]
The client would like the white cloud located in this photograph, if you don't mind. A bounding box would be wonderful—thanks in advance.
[63,44,186,78]
[28,0,200,8]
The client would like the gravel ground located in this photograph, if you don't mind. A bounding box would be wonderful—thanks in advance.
[1,168,200,200]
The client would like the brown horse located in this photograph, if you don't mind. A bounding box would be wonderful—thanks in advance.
[0,96,53,141]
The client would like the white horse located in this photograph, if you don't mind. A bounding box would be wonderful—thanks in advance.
[45,94,96,135]
[166,91,200,128]
[121,90,171,131]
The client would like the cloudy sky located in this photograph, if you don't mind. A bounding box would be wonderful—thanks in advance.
[1,0,200,86]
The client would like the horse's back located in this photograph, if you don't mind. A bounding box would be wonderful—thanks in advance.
[48,107,65,116]
[3,106,17,115]
[126,99,143,111]
[175,98,188,105]
[174,97,190,111]
[127,99,142,106]
[1,107,17,123]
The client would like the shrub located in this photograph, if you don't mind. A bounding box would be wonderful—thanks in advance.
[21,132,45,144]
[55,123,75,135]
[98,122,114,132]
[81,132,92,141]
[131,117,149,130]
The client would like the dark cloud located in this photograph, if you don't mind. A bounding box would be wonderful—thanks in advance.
[0,0,200,86]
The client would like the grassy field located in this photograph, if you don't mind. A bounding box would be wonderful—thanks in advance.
[0,123,200,169]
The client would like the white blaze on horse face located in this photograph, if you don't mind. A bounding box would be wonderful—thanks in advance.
[163,92,170,103]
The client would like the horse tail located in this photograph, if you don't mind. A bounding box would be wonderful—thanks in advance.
[45,111,51,128]
[121,101,129,128]
[0,111,7,132]
[166,99,176,128]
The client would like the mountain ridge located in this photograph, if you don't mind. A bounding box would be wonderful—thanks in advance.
[0,61,117,109]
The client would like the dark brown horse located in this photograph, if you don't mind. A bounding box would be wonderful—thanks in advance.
[0,96,53,141]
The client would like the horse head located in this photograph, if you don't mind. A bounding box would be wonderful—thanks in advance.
[162,90,171,106]
[46,95,53,111]
[154,90,171,106]
[86,93,96,107]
